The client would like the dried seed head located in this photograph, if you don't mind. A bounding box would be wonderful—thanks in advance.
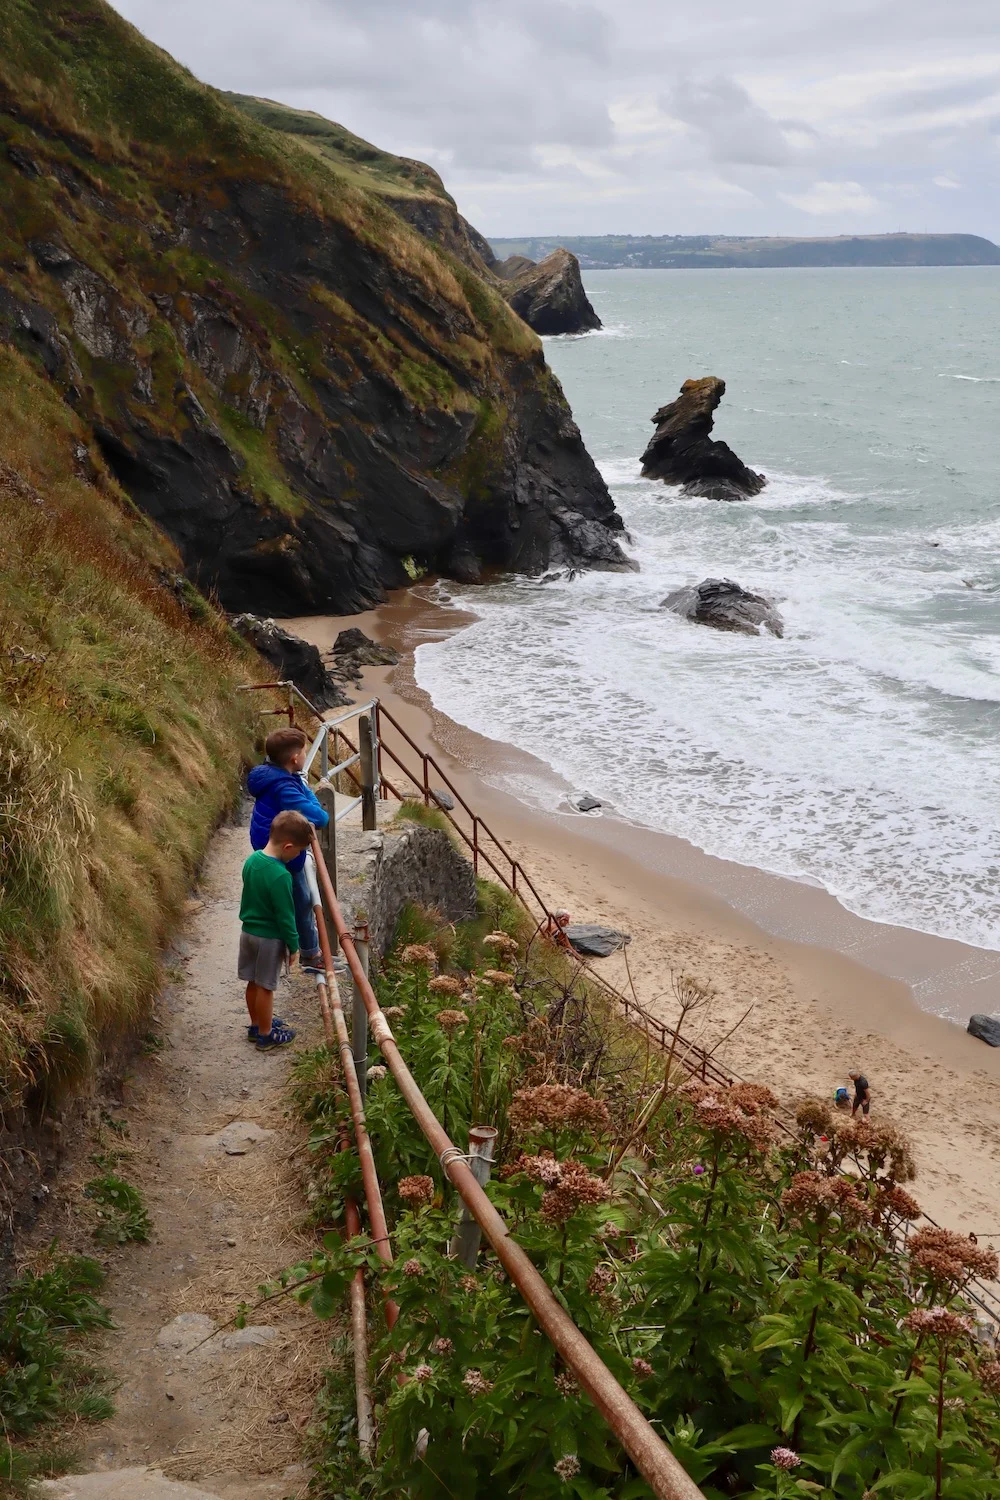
[782,1170,870,1224]
[909,1227,999,1285]
[979,1358,1000,1396]
[876,1184,922,1221]
[435,1008,469,1032]
[459,1274,478,1293]
[431,1337,454,1356]
[540,1161,609,1223]
[586,1264,615,1295]
[403,1258,422,1277]
[463,1368,493,1396]
[398,1175,435,1207]
[366,1064,388,1081]
[795,1096,834,1135]
[383,1005,407,1019]
[400,944,437,968]
[509,1083,611,1137]
[554,1372,578,1396]
[428,975,464,996]
[904,1306,974,1342]
[833,1116,916,1182]
[481,969,516,987]
[483,931,519,956]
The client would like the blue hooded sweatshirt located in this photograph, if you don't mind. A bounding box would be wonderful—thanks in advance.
[247,762,329,872]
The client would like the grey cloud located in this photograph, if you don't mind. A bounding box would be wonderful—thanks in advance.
[108,0,1000,238]
[661,76,808,167]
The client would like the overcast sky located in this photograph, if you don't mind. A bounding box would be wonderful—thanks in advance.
[110,0,999,240]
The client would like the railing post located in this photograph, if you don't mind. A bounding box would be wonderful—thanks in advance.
[359,715,377,832]
[320,722,329,779]
[422,753,430,805]
[287,683,295,726]
[450,1125,498,1268]
[472,816,479,874]
[370,703,382,799]
[316,781,338,897]
[352,921,370,1100]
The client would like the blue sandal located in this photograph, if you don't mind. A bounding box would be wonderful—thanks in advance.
[256,1022,296,1050]
[247,1017,286,1043]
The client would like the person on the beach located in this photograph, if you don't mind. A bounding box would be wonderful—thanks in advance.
[238,809,311,1050]
[848,1069,871,1117]
[247,727,330,972]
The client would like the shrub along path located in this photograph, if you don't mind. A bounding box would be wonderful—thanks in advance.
[37,819,324,1500]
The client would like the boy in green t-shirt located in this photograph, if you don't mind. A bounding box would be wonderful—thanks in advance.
[238,808,313,1050]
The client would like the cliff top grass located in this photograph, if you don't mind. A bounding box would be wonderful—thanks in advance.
[225,93,455,206]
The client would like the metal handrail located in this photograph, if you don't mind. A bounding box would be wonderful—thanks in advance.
[308,826,705,1500]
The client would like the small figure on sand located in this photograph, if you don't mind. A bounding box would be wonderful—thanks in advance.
[848,1069,871,1117]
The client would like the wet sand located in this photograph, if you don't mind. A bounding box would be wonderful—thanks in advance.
[288,591,1000,1236]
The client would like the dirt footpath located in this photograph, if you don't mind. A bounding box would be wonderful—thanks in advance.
[40,819,330,1500]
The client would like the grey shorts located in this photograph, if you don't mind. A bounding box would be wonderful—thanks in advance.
[238,932,286,991]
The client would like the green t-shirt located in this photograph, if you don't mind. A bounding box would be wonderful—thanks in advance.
[239,850,299,952]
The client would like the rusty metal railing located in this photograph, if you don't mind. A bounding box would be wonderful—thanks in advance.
[307,828,705,1500]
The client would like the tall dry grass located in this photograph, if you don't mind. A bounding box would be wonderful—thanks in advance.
[0,345,259,1107]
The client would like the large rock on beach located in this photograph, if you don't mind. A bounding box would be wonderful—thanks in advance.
[968,1014,1000,1047]
[325,627,400,687]
[662,578,784,638]
[641,377,766,499]
[502,249,602,336]
[231,614,349,708]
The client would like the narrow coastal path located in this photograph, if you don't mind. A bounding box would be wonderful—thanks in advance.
[41,817,327,1500]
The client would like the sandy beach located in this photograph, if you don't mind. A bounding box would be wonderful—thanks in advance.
[288,592,1000,1238]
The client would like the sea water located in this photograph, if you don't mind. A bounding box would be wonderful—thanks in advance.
[416,268,1000,952]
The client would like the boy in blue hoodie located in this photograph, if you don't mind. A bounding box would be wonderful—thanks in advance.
[247,726,330,969]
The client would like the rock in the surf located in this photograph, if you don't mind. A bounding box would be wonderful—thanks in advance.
[230,614,349,708]
[640,377,766,499]
[662,578,784,638]
[566,923,631,957]
[501,249,602,335]
[968,1014,1000,1047]
[327,627,399,686]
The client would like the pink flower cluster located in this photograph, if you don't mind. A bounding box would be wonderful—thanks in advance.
[398,1174,435,1207]
[771,1446,801,1470]
[781,1170,872,1226]
[904,1305,974,1342]
[509,1083,611,1137]
[683,1080,777,1152]
[909,1227,998,1286]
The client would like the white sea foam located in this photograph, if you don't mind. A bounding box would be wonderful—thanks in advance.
[420,270,1000,956]
[936,373,1000,382]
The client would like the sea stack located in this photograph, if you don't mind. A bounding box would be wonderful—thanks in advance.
[662,578,784,637]
[641,377,766,500]
[495,248,602,335]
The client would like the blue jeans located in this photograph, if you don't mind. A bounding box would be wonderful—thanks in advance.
[291,861,319,958]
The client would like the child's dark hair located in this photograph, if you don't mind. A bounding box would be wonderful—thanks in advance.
[269,809,313,849]
[265,726,308,766]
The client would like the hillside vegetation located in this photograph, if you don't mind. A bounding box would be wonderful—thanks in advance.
[0,0,624,624]
[0,334,258,1117]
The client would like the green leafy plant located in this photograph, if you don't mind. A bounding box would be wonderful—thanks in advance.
[0,1252,114,1493]
[83,1172,151,1245]
[282,894,1000,1498]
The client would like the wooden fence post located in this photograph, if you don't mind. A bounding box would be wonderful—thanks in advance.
[449,1126,498,1268]
[316,780,338,897]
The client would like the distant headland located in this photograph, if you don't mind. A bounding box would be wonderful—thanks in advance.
[488,232,1000,269]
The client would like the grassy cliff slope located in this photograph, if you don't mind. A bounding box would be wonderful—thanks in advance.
[0,1,626,623]
[0,334,259,1120]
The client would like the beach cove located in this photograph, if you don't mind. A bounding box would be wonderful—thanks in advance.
[290,591,1000,1240]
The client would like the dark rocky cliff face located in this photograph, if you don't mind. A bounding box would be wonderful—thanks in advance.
[0,10,629,619]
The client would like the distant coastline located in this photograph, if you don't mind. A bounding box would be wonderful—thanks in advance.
[488,231,1000,269]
